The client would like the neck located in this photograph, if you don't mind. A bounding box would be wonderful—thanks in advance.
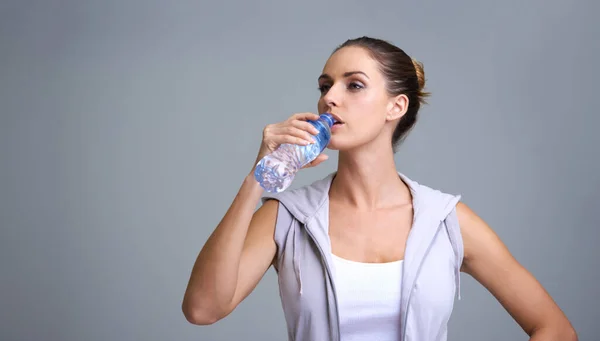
[330,140,411,210]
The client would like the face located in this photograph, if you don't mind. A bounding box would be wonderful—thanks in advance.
[317,46,407,151]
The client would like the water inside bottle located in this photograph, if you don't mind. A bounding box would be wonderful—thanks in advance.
[254,141,322,193]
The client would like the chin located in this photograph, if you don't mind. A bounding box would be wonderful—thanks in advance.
[326,136,342,150]
[327,132,383,152]
[326,137,357,152]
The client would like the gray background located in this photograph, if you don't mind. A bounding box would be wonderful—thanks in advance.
[1,0,598,340]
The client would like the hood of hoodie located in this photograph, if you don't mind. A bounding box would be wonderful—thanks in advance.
[262,171,459,224]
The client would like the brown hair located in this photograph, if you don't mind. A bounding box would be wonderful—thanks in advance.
[333,37,430,151]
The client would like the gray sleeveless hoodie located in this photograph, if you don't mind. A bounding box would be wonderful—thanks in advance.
[261,171,463,341]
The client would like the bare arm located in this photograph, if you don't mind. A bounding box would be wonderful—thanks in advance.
[458,202,577,340]
[181,112,325,325]
[181,174,278,325]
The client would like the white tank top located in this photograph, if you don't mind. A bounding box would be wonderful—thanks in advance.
[331,253,403,341]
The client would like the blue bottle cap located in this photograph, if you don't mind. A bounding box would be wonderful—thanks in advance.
[319,113,336,127]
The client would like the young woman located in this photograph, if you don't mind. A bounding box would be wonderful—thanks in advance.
[182,37,577,341]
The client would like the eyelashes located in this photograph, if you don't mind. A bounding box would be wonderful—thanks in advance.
[318,82,365,94]
[317,85,329,93]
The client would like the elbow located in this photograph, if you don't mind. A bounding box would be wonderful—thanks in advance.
[182,308,217,326]
[563,326,578,341]
[555,320,578,341]
[181,300,226,326]
[532,323,578,341]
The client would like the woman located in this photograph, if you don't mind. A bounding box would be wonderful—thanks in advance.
[182,37,577,341]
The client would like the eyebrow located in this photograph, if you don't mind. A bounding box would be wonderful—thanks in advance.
[318,71,370,81]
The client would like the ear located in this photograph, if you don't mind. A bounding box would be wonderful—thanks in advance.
[386,94,409,122]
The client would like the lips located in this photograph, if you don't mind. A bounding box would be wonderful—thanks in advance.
[328,113,344,124]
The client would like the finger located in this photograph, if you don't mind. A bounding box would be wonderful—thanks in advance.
[303,153,329,168]
[290,112,320,122]
[290,119,320,135]
[304,154,328,168]
[270,134,312,147]
[273,126,316,144]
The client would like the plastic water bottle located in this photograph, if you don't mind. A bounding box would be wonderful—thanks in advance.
[254,113,336,193]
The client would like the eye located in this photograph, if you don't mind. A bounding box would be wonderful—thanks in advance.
[348,81,364,90]
[318,84,331,94]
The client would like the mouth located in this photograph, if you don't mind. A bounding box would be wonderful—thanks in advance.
[331,119,344,130]
[328,113,344,125]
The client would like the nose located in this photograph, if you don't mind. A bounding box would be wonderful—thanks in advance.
[322,84,340,109]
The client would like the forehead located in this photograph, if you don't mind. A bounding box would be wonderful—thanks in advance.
[321,46,380,77]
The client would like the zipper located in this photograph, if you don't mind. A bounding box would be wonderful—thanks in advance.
[400,223,442,341]
[303,223,341,341]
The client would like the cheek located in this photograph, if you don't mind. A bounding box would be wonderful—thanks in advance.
[352,96,389,135]
[317,98,327,113]
[350,93,388,124]
[352,90,386,110]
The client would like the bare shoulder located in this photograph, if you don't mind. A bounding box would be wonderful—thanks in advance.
[243,198,279,260]
[246,198,279,263]
[455,201,495,264]
[455,201,577,339]
[456,200,529,278]
[252,198,279,224]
